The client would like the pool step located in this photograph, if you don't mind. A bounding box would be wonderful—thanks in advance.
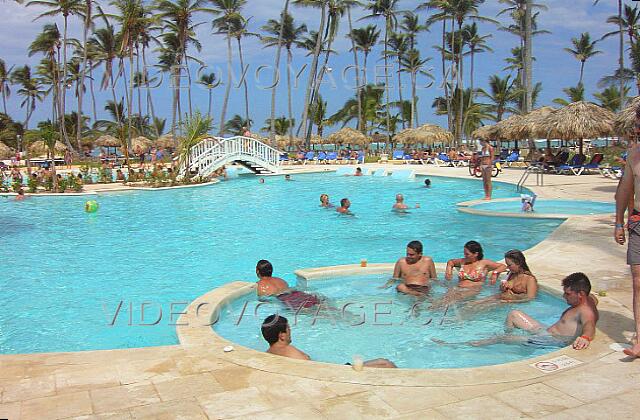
[236,160,276,174]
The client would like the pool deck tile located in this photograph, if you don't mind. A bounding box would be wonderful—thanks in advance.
[196,386,276,418]
[0,401,22,420]
[21,390,93,419]
[434,395,528,419]
[230,402,325,420]
[494,383,583,418]
[1,374,57,403]
[151,373,225,402]
[371,386,460,414]
[128,398,208,420]
[311,391,400,419]
[89,382,160,414]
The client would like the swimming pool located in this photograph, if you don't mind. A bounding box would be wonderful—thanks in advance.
[213,273,567,369]
[0,172,562,354]
[468,199,614,216]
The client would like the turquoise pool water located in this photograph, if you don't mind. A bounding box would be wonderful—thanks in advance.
[214,274,567,368]
[471,199,614,215]
[0,172,563,354]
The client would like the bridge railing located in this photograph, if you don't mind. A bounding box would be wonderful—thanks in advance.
[185,136,282,177]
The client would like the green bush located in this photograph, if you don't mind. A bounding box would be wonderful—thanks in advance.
[12,179,22,193]
[66,175,83,192]
[27,177,38,193]
[58,177,67,193]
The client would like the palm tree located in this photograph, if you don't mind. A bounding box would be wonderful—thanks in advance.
[552,83,585,106]
[310,94,327,137]
[564,32,601,85]
[0,59,12,115]
[400,11,427,51]
[156,33,181,137]
[262,11,307,140]
[385,32,408,129]
[27,0,84,148]
[179,110,213,180]
[344,0,363,133]
[265,0,291,142]
[477,74,520,121]
[433,87,492,138]
[329,84,384,134]
[197,72,218,118]
[90,25,121,124]
[230,14,257,125]
[293,0,328,144]
[211,0,245,136]
[11,66,45,131]
[262,116,294,136]
[400,49,433,128]
[594,85,629,112]
[462,22,491,94]
[224,114,252,135]
[349,24,380,86]
[362,0,403,148]
[593,0,626,110]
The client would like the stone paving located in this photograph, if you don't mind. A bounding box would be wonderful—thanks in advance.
[1,163,639,419]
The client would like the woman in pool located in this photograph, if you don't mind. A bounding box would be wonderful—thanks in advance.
[433,241,507,308]
[319,194,334,208]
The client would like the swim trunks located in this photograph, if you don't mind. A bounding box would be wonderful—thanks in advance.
[277,291,320,310]
[524,334,571,349]
[628,210,640,265]
[404,284,430,295]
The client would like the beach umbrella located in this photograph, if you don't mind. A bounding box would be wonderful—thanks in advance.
[30,140,67,157]
[471,124,497,141]
[155,134,179,149]
[494,114,526,142]
[537,101,615,155]
[614,96,640,139]
[327,127,368,146]
[396,124,453,146]
[275,135,302,151]
[95,134,121,147]
[0,141,12,159]
[131,136,153,152]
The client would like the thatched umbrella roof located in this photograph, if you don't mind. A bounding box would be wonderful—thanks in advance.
[327,127,368,145]
[493,114,526,141]
[131,136,152,151]
[155,134,179,149]
[396,124,453,145]
[80,137,95,148]
[95,135,121,147]
[540,101,615,140]
[30,140,67,156]
[471,124,497,141]
[614,96,640,138]
[519,106,557,139]
[0,141,12,159]
[275,135,302,150]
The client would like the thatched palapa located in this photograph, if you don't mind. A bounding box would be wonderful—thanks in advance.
[0,141,12,159]
[471,125,497,141]
[614,96,640,138]
[327,127,368,145]
[155,134,179,149]
[520,106,557,139]
[30,140,67,157]
[395,124,453,145]
[95,135,121,147]
[493,114,526,141]
[275,135,302,150]
[131,136,153,151]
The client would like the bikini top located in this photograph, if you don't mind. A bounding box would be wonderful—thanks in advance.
[481,149,491,157]
[458,265,487,282]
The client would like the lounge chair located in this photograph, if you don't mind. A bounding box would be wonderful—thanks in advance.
[555,154,587,175]
[505,151,520,167]
[279,153,290,165]
[326,152,338,164]
[317,151,327,164]
[357,151,365,164]
[303,151,316,165]
[392,150,405,161]
[574,153,604,175]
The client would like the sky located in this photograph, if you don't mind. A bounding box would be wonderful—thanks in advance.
[0,0,629,135]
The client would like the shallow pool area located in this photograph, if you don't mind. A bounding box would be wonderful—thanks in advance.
[467,199,614,216]
[0,172,563,354]
[213,273,568,369]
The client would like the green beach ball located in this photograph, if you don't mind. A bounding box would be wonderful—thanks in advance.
[85,200,99,213]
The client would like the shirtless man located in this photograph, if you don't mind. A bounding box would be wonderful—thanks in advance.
[336,198,353,215]
[384,240,437,296]
[471,272,598,350]
[255,259,289,297]
[392,194,419,211]
[261,314,397,367]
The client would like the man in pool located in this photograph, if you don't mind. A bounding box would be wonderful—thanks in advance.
[392,194,420,211]
[383,240,437,296]
[261,314,397,367]
[354,167,363,176]
[255,260,321,310]
[468,273,599,349]
[336,198,353,215]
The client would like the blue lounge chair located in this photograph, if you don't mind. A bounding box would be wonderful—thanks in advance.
[392,150,405,161]
[574,153,604,175]
[317,151,327,164]
[326,152,338,164]
[555,154,587,174]
[279,153,290,165]
[505,151,520,167]
[303,151,316,165]
[357,151,365,164]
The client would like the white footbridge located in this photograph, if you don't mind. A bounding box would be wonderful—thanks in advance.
[182,135,282,177]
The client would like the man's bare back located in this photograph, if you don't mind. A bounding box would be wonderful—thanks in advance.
[267,342,310,360]
[257,276,289,297]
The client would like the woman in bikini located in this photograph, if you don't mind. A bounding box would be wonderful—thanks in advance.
[319,194,334,208]
[479,139,494,200]
[459,249,537,315]
[432,241,506,309]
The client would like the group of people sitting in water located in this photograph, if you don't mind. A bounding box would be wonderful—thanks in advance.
[255,239,599,368]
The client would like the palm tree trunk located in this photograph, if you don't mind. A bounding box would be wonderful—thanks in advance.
[269,0,289,142]
[136,45,142,117]
[524,0,535,151]
[397,56,405,129]
[618,0,625,108]
[2,87,7,114]
[141,49,157,134]
[411,70,417,128]
[60,15,73,152]
[383,16,391,152]
[297,3,326,144]
[208,88,212,117]
[306,26,335,144]
[77,0,91,153]
[185,55,193,117]
[89,63,97,121]
[127,50,134,150]
[50,147,58,192]
[347,7,363,133]
[236,37,250,125]
[287,49,294,141]
[219,33,233,136]
[579,61,585,86]
[171,68,177,137]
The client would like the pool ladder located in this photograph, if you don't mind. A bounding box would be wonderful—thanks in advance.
[517,165,544,192]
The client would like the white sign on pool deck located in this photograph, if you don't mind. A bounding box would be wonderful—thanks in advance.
[530,355,583,373]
